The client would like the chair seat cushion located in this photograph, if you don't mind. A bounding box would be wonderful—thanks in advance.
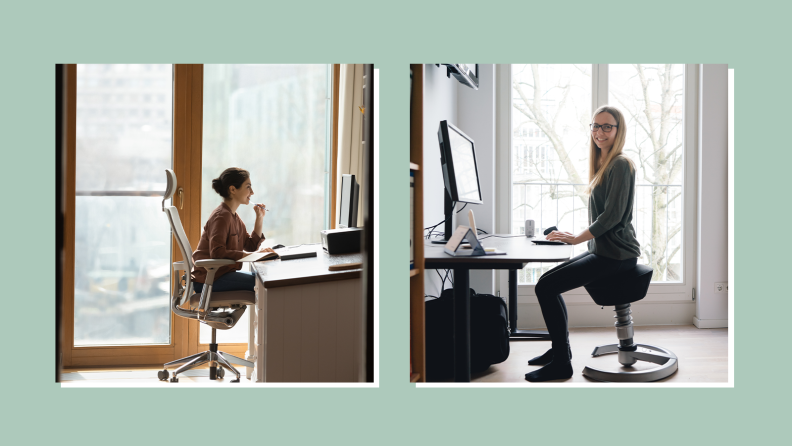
[584,264,653,306]
[189,290,255,308]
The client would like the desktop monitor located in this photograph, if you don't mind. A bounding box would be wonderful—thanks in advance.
[436,120,482,241]
[339,174,359,229]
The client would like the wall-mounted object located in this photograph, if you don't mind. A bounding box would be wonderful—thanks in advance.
[440,64,479,90]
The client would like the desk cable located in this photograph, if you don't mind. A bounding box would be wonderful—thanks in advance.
[477,234,525,240]
[425,269,453,300]
[424,203,468,239]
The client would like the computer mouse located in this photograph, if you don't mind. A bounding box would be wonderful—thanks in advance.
[272,244,286,249]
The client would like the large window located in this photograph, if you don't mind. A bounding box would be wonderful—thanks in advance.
[510,64,690,285]
[65,64,333,365]
[73,64,173,346]
[609,64,685,282]
[200,64,331,343]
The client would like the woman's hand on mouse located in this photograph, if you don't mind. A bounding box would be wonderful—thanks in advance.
[547,231,576,244]
[547,229,595,245]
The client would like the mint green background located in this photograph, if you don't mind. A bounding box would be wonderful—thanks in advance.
[1,0,785,443]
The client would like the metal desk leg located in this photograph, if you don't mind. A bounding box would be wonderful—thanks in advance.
[508,269,551,340]
[453,268,471,382]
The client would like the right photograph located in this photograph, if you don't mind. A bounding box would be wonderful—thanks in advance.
[409,64,729,384]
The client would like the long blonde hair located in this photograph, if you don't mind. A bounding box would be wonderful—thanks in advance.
[586,105,634,194]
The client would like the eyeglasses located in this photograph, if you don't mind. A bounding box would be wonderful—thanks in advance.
[590,123,618,133]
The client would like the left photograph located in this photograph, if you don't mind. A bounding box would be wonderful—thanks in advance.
[56,64,375,385]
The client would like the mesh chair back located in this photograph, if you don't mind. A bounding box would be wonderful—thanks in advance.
[162,169,193,270]
[164,207,194,272]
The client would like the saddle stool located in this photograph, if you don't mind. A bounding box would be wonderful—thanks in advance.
[582,264,678,382]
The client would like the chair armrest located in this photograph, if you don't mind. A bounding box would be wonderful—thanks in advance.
[195,259,235,292]
[195,259,236,268]
[173,261,187,271]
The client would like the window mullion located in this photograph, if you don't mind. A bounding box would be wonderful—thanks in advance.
[593,64,608,110]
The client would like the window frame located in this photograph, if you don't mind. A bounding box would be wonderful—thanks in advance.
[62,64,336,368]
[495,64,699,306]
[62,64,196,368]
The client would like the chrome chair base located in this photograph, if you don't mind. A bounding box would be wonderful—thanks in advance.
[583,343,678,383]
[161,350,254,383]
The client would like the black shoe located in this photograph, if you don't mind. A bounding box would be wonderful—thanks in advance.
[525,361,573,382]
[527,347,572,365]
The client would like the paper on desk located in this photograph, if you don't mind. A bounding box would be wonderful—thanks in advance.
[238,251,269,262]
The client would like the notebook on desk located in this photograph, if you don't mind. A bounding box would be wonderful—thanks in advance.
[246,245,319,262]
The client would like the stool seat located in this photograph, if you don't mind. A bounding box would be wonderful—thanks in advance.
[584,264,653,306]
[581,264,678,382]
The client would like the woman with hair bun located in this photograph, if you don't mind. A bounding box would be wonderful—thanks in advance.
[525,105,641,382]
[190,167,273,293]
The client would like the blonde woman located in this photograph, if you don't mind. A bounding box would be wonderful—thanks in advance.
[525,106,641,382]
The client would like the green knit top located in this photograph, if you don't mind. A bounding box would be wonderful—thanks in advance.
[587,156,641,260]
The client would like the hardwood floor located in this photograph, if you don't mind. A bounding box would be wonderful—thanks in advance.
[61,365,258,385]
[471,325,729,384]
[61,325,728,385]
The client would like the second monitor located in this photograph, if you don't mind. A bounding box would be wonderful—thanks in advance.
[339,173,359,229]
[322,173,361,255]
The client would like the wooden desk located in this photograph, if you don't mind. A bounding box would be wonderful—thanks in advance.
[248,247,364,382]
[424,236,572,382]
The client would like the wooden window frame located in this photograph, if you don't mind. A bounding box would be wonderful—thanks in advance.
[62,64,200,368]
[62,64,338,368]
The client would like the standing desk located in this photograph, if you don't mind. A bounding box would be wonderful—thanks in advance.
[248,247,364,382]
[424,236,572,382]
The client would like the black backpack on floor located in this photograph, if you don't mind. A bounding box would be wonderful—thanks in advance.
[425,288,510,381]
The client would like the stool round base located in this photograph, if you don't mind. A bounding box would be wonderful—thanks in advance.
[583,343,678,383]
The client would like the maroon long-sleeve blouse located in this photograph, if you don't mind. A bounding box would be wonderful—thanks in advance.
[190,202,264,284]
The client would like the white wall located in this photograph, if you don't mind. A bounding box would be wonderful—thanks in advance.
[695,64,729,328]
[423,65,458,297]
[422,64,498,297]
[458,64,496,295]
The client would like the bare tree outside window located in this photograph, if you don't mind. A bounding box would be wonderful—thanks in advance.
[511,64,685,283]
[610,64,685,282]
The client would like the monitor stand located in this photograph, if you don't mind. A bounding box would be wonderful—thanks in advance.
[431,189,456,244]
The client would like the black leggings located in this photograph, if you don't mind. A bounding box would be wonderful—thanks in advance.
[534,251,637,362]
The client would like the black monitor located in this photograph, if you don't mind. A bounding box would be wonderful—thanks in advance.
[339,174,359,229]
[435,120,482,242]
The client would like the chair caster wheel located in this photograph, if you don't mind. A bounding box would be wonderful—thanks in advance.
[217,367,225,379]
[158,370,169,381]
[170,376,179,383]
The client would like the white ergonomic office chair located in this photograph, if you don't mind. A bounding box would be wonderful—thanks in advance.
[159,169,255,383]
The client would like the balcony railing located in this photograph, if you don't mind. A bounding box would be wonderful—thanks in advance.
[511,182,683,284]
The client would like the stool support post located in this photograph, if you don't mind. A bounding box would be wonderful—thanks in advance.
[614,304,637,366]
[613,304,635,349]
